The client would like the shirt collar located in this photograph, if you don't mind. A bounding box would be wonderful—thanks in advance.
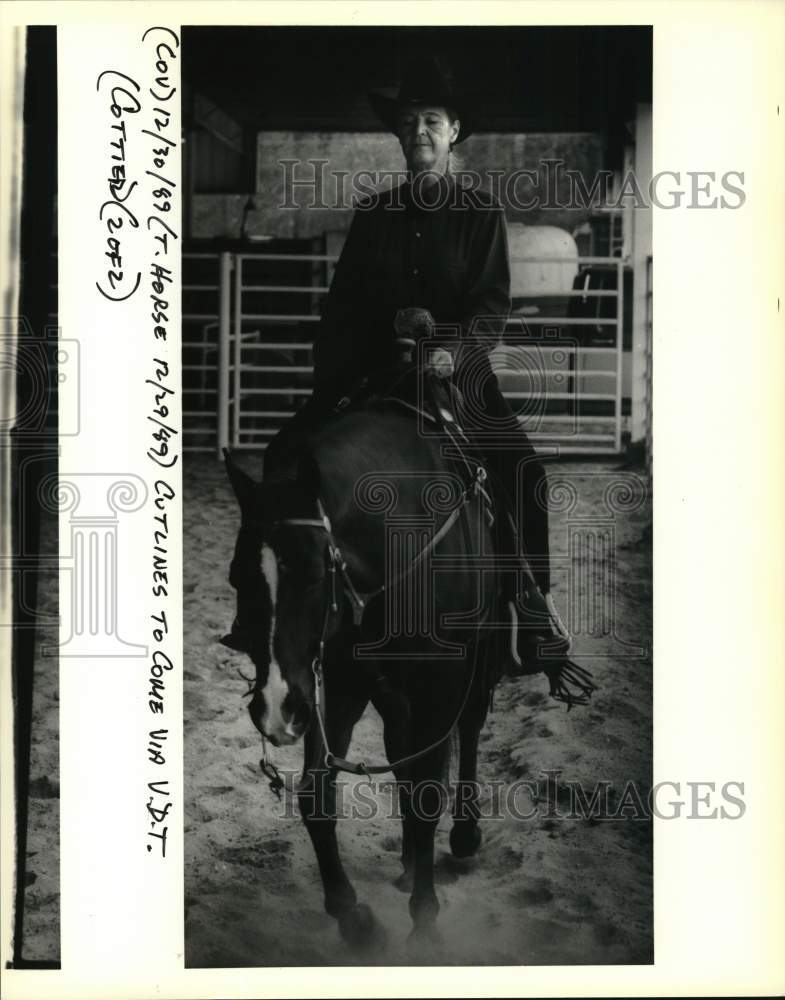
[401,171,455,212]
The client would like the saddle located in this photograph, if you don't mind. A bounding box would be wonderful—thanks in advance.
[325,360,596,708]
[332,363,494,516]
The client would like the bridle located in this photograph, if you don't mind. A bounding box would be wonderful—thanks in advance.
[260,464,489,783]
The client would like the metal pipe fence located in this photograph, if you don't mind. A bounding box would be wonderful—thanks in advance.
[181,250,630,458]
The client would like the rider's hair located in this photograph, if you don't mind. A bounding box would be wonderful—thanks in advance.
[445,108,464,175]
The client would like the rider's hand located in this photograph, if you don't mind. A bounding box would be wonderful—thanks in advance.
[394,307,434,339]
[426,348,454,379]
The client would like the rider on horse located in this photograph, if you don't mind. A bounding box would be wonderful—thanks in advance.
[235,54,581,689]
[324,56,569,667]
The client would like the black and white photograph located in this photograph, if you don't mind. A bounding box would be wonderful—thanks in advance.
[3,25,60,970]
[181,24,654,967]
[1,3,783,998]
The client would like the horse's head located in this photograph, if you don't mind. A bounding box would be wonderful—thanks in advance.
[220,451,336,747]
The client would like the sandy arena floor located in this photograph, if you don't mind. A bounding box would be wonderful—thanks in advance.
[18,501,61,965]
[182,455,653,967]
[18,452,652,967]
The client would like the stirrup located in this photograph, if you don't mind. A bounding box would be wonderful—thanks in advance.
[505,599,596,708]
[507,599,571,671]
[512,586,573,655]
[544,593,571,648]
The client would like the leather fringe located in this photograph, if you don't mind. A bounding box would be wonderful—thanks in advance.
[544,659,597,711]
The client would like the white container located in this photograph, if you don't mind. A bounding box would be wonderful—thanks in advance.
[507,224,579,297]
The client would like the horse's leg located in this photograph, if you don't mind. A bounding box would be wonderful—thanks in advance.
[396,671,461,943]
[298,688,380,950]
[373,673,413,890]
[402,655,482,943]
[378,698,415,893]
[449,707,483,859]
[403,736,451,944]
[395,783,415,893]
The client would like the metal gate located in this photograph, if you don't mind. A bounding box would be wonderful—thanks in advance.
[184,250,629,458]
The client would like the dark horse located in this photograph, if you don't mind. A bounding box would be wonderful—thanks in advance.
[221,376,506,948]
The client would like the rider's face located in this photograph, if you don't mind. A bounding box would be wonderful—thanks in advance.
[396,104,460,176]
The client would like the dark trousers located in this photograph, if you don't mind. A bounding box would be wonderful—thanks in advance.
[265,361,552,595]
[453,357,550,594]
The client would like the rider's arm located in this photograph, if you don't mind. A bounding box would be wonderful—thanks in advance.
[312,206,373,393]
[457,206,511,361]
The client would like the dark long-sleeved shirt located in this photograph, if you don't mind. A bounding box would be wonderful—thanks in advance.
[313,173,511,391]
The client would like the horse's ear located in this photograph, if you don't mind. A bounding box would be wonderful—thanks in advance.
[219,631,249,653]
[223,448,256,515]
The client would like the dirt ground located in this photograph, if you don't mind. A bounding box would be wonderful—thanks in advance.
[19,505,61,965]
[19,453,651,969]
[183,454,653,967]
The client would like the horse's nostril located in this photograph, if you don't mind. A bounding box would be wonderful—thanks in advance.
[293,704,312,731]
[283,691,312,733]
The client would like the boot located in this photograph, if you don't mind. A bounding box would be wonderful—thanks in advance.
[503,575,596,708]
[506,580,571,674]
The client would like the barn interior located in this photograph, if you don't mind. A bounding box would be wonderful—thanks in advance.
[6,25,654,968]
[180,25,652,459]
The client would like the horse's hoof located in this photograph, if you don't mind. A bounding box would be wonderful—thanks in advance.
[450,822,482,858]
[406,921,444,951]
[393,869,414,893]
[338,902,384,951]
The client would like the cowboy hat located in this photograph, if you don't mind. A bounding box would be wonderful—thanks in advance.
[368,54,472,143]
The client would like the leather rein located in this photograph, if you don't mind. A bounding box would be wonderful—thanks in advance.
[265,462,488,781]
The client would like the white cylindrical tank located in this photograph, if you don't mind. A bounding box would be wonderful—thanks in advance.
[507,224,579,297]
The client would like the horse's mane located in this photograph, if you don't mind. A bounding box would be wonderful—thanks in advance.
[264,380,439,521]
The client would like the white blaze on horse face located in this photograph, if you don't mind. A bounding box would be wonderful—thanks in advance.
[259,543,296,744]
